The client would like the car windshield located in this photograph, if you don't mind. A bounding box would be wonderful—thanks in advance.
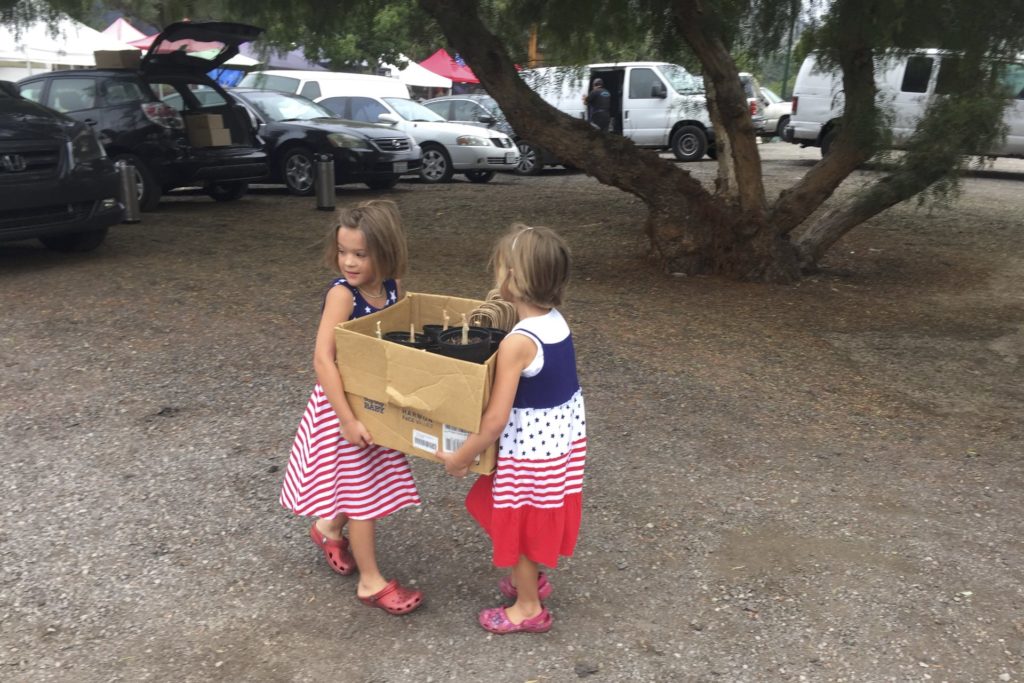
[761,87,783,104]
[238,91,334,122]
[384,97,446,122]
[478,96,502,117]
[658,64,700,94]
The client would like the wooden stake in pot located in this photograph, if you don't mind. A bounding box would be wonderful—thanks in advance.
[410,322,416,342]
[461,313,469,345]
[376,321,382,339]
[443,310,450,331]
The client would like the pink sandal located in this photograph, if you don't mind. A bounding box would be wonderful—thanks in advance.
[479,606,553,634]
[358,579,423,615]
[309,522,355,576]
[498,572,552,600]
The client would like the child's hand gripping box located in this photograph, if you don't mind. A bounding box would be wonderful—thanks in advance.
[334,292,497,475]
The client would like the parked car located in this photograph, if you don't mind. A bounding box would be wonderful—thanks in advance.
[421,93,563,176]
[759,86,792,141]
[316,94,519,183]
[0,80,122,251]
[17,21,269,211]
[739,72,767,135]
[223,88,420,194]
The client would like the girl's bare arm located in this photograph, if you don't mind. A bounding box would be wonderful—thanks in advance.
[313,286,372,446]
[439,333,537,475]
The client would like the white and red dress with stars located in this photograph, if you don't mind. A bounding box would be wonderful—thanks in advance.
[280,278,421,520]
[466,309,587,567]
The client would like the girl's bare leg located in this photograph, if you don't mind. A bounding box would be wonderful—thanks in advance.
[505,555,543,623]
[349,518,389,597]
[315,513,348,539]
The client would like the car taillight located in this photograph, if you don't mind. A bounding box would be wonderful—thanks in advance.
[141,101,184,129]
[791,96,798,115]
[749,100,758,116]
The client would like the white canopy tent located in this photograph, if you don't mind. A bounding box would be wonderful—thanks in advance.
[382,55,452,90]
[0,15,135,81]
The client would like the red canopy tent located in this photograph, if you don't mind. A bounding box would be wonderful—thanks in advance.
[419,48,479,84]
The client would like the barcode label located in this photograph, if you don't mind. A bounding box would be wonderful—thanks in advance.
[443,425,470,452]
[412,430,438,453]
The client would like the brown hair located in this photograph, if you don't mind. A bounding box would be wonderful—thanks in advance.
[323,200,408,279]
[491,224,571,308]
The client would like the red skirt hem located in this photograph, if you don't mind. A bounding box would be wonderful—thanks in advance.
[466,474,582,568]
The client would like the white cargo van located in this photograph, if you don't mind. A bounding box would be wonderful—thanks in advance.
[785,51,1024,158]
[238,69,410,101]
[523,62,717,161]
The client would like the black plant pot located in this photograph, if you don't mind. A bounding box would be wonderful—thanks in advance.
[436,327,492,364]
[475,327,507,354]
[422,324,446,344]
[383,330,432,350]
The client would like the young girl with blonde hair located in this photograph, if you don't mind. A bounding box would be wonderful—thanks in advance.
[440,224,587,634]
[280,200,423,615]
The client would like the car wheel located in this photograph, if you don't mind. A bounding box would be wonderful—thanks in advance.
[420,144,453,183]
[206,181,248,202]
[365,176,400,190]
[670,125,707,162]
[282,147,317,196]
[113,153,160,211]
[40,228,108,253]
[465,170,495,183]
[821,126,838,157]
[514,140,541,175]
[776,116,790,141]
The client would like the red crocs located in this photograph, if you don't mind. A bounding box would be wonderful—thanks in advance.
[499,572,552,601]
[478,606,553,634]
[358,579,423,615]
[309,522,356,576]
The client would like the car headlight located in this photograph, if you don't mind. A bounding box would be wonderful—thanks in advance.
[456,135,489,146]
[328,132,368,149]
[69,126,106,167]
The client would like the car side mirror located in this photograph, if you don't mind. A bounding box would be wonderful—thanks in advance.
[652,84,668,99]
[0,81,19,98]
[377,113,399,125]
[478,114,496,125]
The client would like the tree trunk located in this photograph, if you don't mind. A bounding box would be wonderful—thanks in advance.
[417,0,800,282]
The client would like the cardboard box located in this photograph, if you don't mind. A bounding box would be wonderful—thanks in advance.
[184,113,225,130]
[187,127,231,148]
[93,49,141,69]
[335,292,497,474]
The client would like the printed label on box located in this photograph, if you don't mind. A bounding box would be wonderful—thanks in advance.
[401,408,434,428]
[412,429,438,453]
[363,398,385,414]
[443,424,471,453]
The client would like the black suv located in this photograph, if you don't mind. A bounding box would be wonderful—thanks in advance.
[17,21,268,211]
[0,81,122,252]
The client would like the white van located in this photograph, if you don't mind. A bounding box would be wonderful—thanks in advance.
[238,69,409,102]
[785,51,1024,158]
[524,62,718,161]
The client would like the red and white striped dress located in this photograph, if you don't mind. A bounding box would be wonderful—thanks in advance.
[466,309,587,567]
[280,279,421,520]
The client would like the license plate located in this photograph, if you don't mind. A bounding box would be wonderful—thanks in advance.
[505,152,516,163]
[394,162,408,173]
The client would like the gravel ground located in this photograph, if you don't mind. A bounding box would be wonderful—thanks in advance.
[1,143,1023,682]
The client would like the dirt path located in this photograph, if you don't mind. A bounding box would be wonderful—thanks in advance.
[1,144,1022,682]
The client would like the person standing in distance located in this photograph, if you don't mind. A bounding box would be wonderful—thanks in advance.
[583,78,612,132]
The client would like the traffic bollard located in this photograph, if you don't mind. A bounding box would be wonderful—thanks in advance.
[117,160,140,223]
[315,153,335,211]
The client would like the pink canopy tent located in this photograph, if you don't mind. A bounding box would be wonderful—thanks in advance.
[102,17,147,43]
[128,33,156,49]
[419,48,479,84]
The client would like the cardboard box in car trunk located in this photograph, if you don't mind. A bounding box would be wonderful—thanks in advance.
[93,49,141,69]
[334,292,497,475]
[184,113,231,147]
